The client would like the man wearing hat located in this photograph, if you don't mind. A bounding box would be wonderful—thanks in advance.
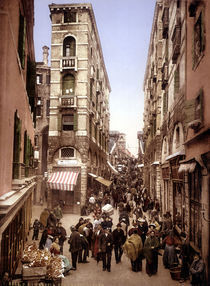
[138,217,148,245]
[68,225,81,270]
[112,223,126,264]
[99,228,113,272]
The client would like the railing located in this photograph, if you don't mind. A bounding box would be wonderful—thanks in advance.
[60,57,77,71]
[61,96,77,108]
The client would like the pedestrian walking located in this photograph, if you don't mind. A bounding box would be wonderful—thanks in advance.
[55,221,67,254]
[99,227,113,272]
[137,217,148,245]
[112,223,126,264]
[179,232,190,283]
[123,229,143,272]
[68,225,81,270]
[144,230,160,276]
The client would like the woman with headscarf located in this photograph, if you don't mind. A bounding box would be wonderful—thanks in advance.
[144,230,160,276]
[162,230,180,269]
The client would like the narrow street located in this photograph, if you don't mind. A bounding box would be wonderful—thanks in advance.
[27,205,190,286]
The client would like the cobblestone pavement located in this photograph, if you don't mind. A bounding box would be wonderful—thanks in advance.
[29,205,190,286]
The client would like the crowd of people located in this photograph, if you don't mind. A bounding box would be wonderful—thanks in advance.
[28,176,207,285]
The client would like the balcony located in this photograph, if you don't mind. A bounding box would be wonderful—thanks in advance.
[60,57,77,71]
[60,96,77,108]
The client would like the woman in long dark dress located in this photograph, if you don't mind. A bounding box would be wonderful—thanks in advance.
[144,230,160,276]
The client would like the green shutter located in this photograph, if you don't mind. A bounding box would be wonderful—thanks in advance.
[174,66,180,94]
[57,113,62,131]
[18,11,26,69]
[73,113,78,131]
[184,99,196,124]
[24,131,27,164]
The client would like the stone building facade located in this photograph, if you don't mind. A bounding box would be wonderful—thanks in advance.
[143,0,210,278]
[48,4,111,213]
[185,0,210,279]
[0,0,37,276]
[35,46,51,205]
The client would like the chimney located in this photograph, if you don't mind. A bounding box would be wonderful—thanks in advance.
[42,46,49,66]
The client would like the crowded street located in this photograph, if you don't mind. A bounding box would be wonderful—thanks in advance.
[0,0,209,285]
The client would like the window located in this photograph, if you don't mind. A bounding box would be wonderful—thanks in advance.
[61,147,74,158]
[62,114,74,131]
[63,36,76,57]
[46,74,50,85]
[163,92,168,115]
[36,105,42,117]
[193,11,205,69]
[90,79,94,102]
[36,74,43,85]
[18,10,26,69]
[62,74,75,95]
[64,11,76,23]
[13,111,21,179]
[46,100,50,117]
[176,126,180,146]
[174,65,180,95]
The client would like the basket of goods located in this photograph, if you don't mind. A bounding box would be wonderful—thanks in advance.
[102,204,114,216]
[170,266,181,280]
[22,243,64,281]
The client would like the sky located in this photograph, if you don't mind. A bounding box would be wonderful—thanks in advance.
[34,0,156,156]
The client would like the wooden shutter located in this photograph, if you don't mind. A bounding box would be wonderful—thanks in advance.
[184,99,195,124]
[73,113,78,131]
[201,11,205,52]
[18,11,26,69]
[174,66,180,94]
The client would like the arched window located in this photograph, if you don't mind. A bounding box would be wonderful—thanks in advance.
[63,36,76,57]
[62,74,75,95]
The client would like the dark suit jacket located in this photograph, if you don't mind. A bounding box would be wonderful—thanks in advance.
[99,232,113,253]
[68,231,81,253]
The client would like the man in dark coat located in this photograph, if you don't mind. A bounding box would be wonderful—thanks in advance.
[99,228,113,272]
[137,218,148,245]
[112,223,126,264]
[68,225,81,270]
[55,222,67,254]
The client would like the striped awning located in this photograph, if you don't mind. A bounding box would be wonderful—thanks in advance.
[47,171,79,191]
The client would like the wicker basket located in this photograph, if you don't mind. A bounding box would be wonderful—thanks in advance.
[170,266,181,280]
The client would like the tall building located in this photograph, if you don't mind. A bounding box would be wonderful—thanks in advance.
[185,0,210,279]
[0,0,37,276]
[35,46,51,205]
[47,4,111,213]
[143,0,210,278]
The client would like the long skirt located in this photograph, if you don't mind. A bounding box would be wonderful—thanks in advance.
[163,244,178,268]
[146,252,158,276]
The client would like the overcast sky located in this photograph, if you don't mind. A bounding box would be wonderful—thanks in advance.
[34,0,156,156]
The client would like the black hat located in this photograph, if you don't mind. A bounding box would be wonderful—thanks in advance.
[117,223,121,227]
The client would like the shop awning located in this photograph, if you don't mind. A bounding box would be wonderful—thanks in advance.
[166,149,185,161]
[47,171,79,191]
[88,173,98,178]
[95,176,112,187]
[107,161,119,175]
[178,162,197,173]
[151,161,160,166]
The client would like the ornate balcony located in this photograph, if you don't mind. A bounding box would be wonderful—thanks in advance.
[60,57,77,71]
[60,96,77,108]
